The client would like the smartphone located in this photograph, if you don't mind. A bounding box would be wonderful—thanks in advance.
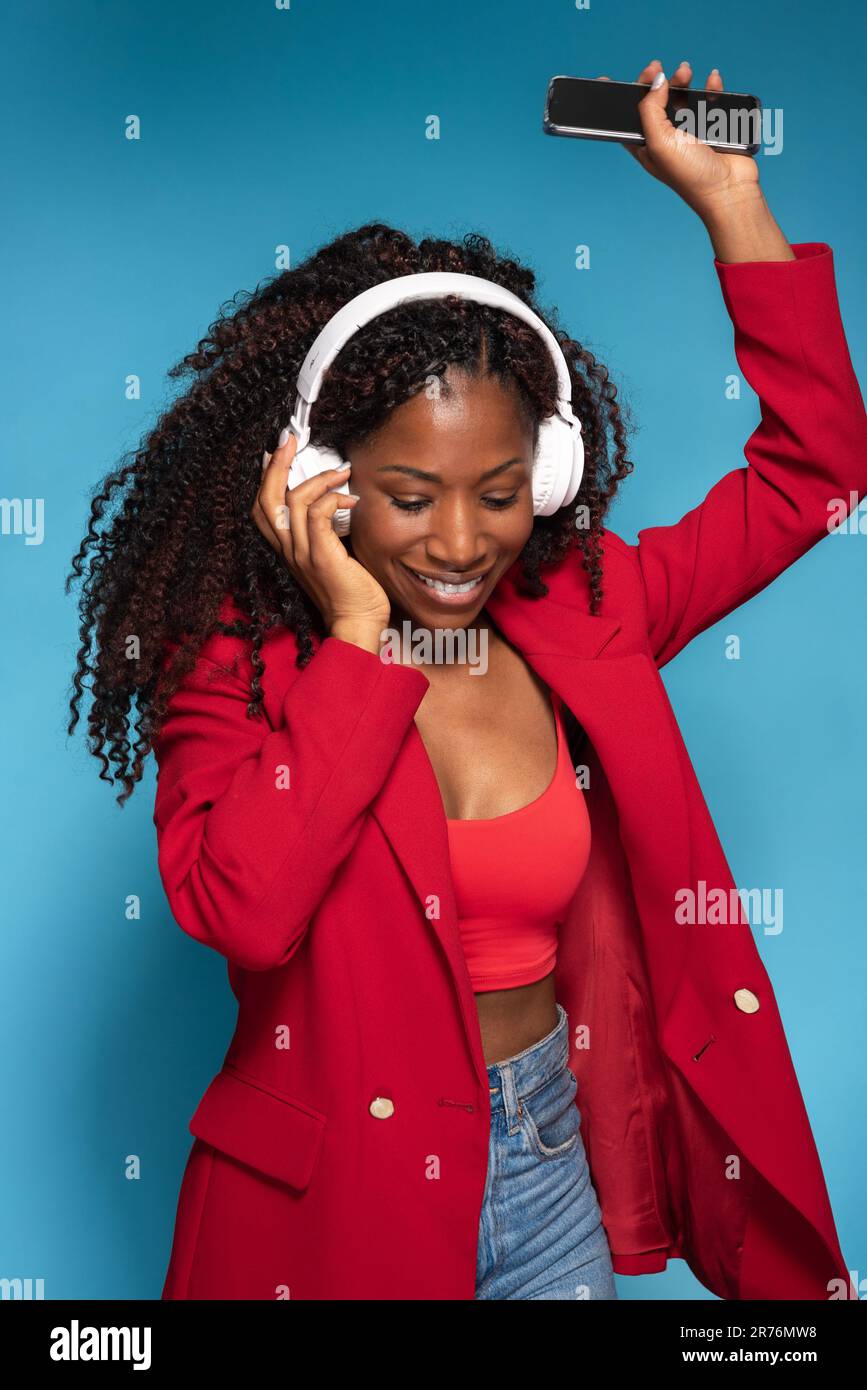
[543,75,762,155]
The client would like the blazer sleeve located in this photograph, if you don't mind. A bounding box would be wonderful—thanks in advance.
[152,634,430,971]
[621,243,867,669]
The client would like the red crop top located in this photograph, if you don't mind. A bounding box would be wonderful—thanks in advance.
[445,689,591,992]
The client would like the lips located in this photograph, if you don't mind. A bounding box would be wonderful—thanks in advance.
[400,561,491,604]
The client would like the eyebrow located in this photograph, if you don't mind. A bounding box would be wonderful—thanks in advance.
[375,459,526,484]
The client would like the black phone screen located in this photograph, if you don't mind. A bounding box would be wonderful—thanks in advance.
[545,76,761,149]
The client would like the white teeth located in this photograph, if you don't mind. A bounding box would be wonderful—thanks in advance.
[410,568,484,595]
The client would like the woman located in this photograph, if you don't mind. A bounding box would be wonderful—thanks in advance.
[68,59,866,1300]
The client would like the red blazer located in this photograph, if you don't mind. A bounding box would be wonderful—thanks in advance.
[155,243,866,1301]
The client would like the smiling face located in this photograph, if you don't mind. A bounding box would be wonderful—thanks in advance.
[343,366,537,630]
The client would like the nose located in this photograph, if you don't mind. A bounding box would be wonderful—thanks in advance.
[422,494,490,570]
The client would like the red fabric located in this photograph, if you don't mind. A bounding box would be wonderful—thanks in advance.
[155,243,865,1301]
[445,691,591,991]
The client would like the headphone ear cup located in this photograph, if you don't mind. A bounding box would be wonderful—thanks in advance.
[566,422,585,508]
[532,417,576,515]
[531,420,558,515]
[287,442,354,535]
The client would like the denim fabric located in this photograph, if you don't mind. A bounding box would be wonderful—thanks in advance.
[476,1001,618,1300]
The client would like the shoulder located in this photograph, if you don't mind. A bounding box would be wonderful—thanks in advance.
[530,529,649,650]
[160,594,307,691]
[597,527,633,560]
[541,526,640,602]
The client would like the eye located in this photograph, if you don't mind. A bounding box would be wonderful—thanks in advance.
[389,493,520,513]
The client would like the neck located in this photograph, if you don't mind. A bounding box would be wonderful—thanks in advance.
[385,605,502,677]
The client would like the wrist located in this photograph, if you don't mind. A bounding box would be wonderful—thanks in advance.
[330,620,385,656]
[698,186,795,263]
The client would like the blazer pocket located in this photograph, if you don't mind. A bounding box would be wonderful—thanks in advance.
[188,1063,327,1191]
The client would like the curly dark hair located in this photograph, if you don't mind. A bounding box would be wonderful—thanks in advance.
[66,221,635,805]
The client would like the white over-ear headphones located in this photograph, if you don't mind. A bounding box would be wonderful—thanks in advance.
[283,271,584,536]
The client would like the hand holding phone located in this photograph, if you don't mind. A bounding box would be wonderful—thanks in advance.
[545,60,764,220]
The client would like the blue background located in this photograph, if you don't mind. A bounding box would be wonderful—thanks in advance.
[2,0,865,1300]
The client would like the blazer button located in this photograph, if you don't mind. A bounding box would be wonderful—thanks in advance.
[734,988,760,1014]
[369,1096,395,1119]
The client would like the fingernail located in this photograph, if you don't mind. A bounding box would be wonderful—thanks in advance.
[261,450,270,469]
[346,493,361,501]
[680,60,691,68]
[335,461,352,471]
[278,427,291,447]
[650,71,666,90]
[710,67,720,75]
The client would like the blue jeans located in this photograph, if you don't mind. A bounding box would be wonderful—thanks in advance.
[476,1001,618,1300]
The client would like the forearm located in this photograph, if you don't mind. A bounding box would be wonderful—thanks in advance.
[699,186,796,264]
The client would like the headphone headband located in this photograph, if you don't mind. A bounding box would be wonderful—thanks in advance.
[289,271,579,448]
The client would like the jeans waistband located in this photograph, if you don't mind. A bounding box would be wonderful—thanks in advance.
[486,1002,570,1126]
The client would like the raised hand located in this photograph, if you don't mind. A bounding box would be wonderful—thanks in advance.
[598,59,761,221]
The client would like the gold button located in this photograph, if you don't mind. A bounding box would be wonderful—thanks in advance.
[369,1096,394,1119]
[734,988,760,1014]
